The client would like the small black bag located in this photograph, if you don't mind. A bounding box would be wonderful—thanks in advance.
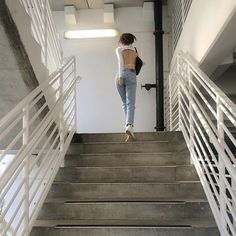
[135,47,143,75]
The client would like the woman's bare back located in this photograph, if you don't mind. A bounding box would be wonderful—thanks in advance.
[122,49,137,70]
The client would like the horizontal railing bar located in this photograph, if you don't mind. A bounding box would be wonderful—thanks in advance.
[184,52,236,115]
[66,113,76,130]
[2,194,26,236]
[192,138,220,203]
[63,98,75,116]
[28,97,60,140]
[29,133,60,192]
[29,120,58,173]
[0,113,23,143]
[12,210,26,236]
[219,104,236,126]
[29,134,60,193]
[0,97,60,189]
[0,57,75,130]
[191,148,221,228]
[191,79,217,118]
[0,162,25,202]
[221,122,236,149]
[191,91,217,134]
[191,108,219,166]
[193,131,220,197]
[1,176,25,218]
[0,129,24,163]
[223,143,236,167]
[221,208,236,236]
[172,121,179,131]
[29,102,49,127]
[179,108,190,132]
[29,145,60,221]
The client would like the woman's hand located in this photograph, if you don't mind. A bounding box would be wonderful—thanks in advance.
[117,78,124,85]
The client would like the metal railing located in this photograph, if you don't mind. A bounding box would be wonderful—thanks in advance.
[165,51,236,236]
[171,0,193,49]
[19,0,63,73]
[0,56,78,236]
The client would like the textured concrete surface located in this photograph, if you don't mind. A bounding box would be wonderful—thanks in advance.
[47,182,206,201]
[0,0,50,149]
[31,226,219,236]
[31,132,219,236]
[0,0,38,119]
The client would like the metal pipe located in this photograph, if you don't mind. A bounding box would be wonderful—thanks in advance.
[154,0,165,131]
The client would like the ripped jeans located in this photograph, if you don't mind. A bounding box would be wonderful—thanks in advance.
[116,69,137,125]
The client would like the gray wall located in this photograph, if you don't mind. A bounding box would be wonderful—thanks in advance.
[0,0,41,149]
[0,0,39,120]
[215,65,236,103]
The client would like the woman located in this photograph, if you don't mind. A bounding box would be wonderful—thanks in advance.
[116,33,138,140]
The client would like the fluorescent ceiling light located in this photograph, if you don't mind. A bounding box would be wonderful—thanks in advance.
[65,29,119,39]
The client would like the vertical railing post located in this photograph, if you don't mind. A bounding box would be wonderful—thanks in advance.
[59,70,65,166]
[43,0,48,68]
[169,75,173,131]
[216,96,227,233]
[232,178,236,230]
[188,64,194,164]
[177,55,181,131]
[23,104,29,235]
[181,0,185,26]
[73,59,77,132]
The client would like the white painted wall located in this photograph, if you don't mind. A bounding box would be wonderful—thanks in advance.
[53,7,156,133]
[174,0,236,65]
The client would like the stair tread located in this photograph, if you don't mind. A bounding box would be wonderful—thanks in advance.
[34,218,217,228]
[51,181,201,185]
[72,152,188,155]
[59,165,194,169]
[72,140,168,145]
[45,198,207,203]
[71,132,185,143]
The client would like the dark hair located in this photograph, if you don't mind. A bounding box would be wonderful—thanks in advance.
[119,33,136,45]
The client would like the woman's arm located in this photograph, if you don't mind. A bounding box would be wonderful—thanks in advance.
[115,47,124,79]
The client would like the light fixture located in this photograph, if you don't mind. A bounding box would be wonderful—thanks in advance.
[65,29,119,39]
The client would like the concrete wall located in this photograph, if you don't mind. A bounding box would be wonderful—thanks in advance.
[53,7,158,133]
[0,0,39,120]
[215,65,236,97]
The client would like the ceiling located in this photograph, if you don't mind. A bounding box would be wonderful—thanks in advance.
[49,0,167,11]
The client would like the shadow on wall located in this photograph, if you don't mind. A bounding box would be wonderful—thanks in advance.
[0,0,39,120]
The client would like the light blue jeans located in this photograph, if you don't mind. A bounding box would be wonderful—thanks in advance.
[116,69,137,125]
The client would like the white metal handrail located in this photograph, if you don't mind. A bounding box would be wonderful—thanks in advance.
[0,56,78,236]
[19,0,63,73]
[171,0,193,49]
[165,51,236,236]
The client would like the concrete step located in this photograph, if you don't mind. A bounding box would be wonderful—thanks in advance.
[67,141,188,154]
[72,131,185,143]
[65,152,190,167]
[46,182,206,201]
[31,225,219,236]
[32,218,218,227]
[31,130,220,236]
[37,201,213,221]
[54,165,199,183]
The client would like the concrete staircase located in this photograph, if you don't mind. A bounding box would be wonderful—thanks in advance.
[31,132,220,236]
